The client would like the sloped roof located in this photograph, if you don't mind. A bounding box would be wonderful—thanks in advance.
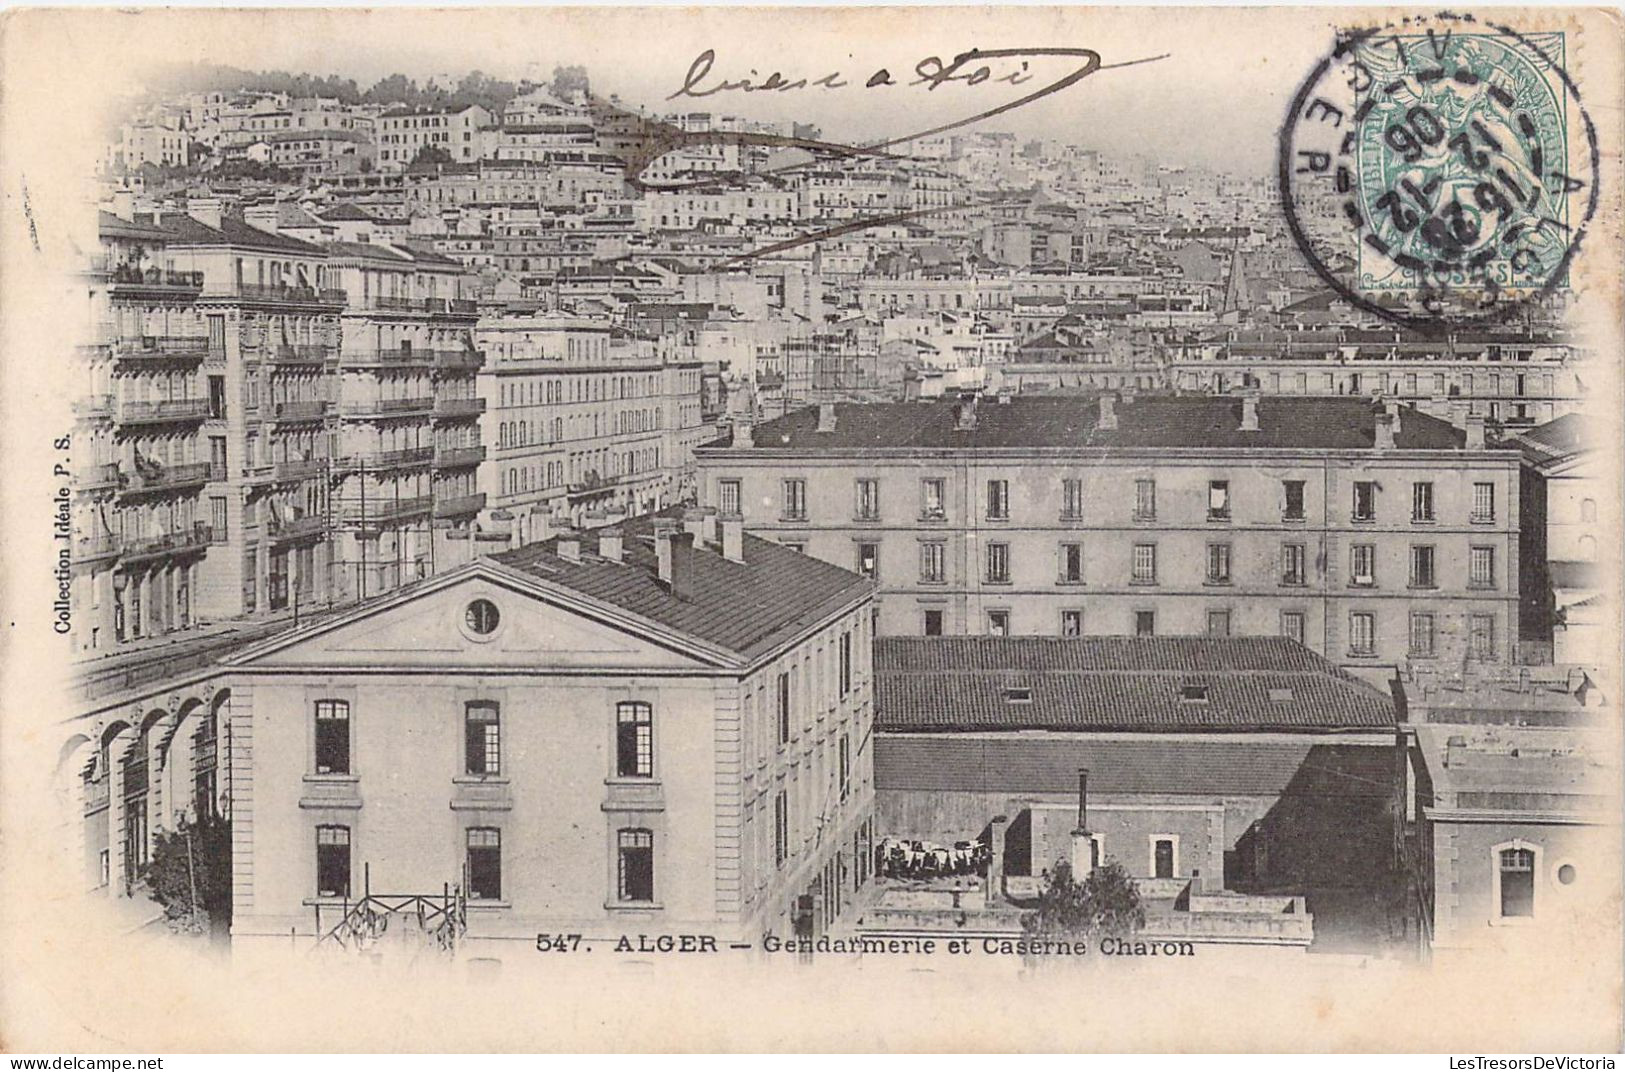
[161,213,325,255]
[98,211,176,243]
[1507,413,1596,467]
[706,396,1478,452]
[493,510,871,663]
[324,240,412,262]
[875,636,1395,733]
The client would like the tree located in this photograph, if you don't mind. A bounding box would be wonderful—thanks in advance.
[147,813,233,934]
[1022,859,1145,942]
[551,64,589,102]
[410,144,454,167]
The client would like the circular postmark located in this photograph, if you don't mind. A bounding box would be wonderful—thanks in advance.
[1280,13,1599,332]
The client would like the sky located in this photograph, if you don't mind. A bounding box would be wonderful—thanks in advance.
[11,6,1383,179]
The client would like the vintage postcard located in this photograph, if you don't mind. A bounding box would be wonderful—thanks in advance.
[0,5,1620,1054]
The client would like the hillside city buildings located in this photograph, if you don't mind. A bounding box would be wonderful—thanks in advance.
[57,68,1614,966]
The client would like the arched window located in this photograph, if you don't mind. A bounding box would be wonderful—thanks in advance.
[1494,841,1539,921]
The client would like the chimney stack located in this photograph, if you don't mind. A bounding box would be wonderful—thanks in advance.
[700,507,719,548]
[244,203,282,234]
[955,393,979,432]
[682,506,707,542]
[1240,389,1260,432]
[188,196,223,230]
[1385,399,1404,435]
[1465,413,1486,449]
[667,530,697,601]
[531,511,554,545]
[720,512,745,563]
[1374,412,1396,450]
[1098,392,1118,431]
[598,527,624,563]
[556,528,581,564]
[654,519,678,583]
[817,402,837,433]
[733,420,754,449]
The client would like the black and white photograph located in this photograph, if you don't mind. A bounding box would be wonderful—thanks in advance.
[0,3,1620,1055]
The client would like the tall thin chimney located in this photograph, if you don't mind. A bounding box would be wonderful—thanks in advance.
[1240,390,1260,432]
[667,530,697,601]
[817,402,837,433]
[955,393,979,431]
[654,519,677,584]
[1374,411,1396,450]
[1098,392,1118,431]
[700,507,719,547]
[682,506,707,542]
[1465,413,1486,449]
[734,420,754,449]
[720,512,744,563]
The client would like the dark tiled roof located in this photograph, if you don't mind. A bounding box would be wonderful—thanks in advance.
[320,203,382,222]
[1508,413,1596,466]
[493,510,871,664]
[161,213,325,255]
[875,737,1393,796]
[324,240,412,262]
[707,397,1478,452]
[875,636,1395,733]
[99,211,176,243]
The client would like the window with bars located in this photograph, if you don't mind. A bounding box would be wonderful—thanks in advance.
[718,478,741,516]
[1281,543,1306,586]
[314,699,350,775]
[1058,542,1084,584]
[919,542,945,583]
[985,542,1011,584]
[316,825,350,898]
[920,478,946,520]
[1412,482,1435,522]
[1282,480,1306,521]
[1470,614,1497,660]
[1470,546,1496,588]
[986,479,1009,521]
[1350,544,1376,586]
[774,792,788,868]
[616,701,653,778]
[1410,613,1436,657]
[1134,479,1156,521]
[1061,478,1085,521]
[1472,482,1496,522]
[1132,543,1157,584]
[467,827,502,900]
[1280,611,1306,645]
[617,829,654,903]
[1208,480,1231,520]
[781,478,807,521]
[1411,545,1437,588]
[1206,543,1232,584]
[1498,848,1535,917]
[1349,612,1376,655]
[1352,481,1376,522]
[854,478,880,521]
[464,701,500,776]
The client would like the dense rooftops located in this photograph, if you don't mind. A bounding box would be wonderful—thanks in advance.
[493,510,873,663]
[875,636,1396,733]
[704,396,1490,453]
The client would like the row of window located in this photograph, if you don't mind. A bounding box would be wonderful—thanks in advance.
[313,699,655,779]
[723,476,1502,526]
[942,604,1498,658]
[314,824,657,904]
[876,539,1499,589]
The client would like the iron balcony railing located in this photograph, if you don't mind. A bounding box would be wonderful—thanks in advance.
[115,336,211,363]
[73,394,115,420]
[118,461,213,497]
[433,445,486,469]
[118,398,211,425]
[340,396,435,419]
[432,396,486,419]
[342,496,432,524]
[269,344,336,366]
[271,399,332,422]
[433,492,486,519]
[276,457,330,482]
[267,514,326,542]
[369,295,420,312]
[121,523,213,562]
[75,461,121,491]
[108,265,205,291]
[74,532,122,563]
[339,349,436,369]
[423,297,480,316]
[433,350,485,373]
[339,446,434,470]
[228,283,348,305]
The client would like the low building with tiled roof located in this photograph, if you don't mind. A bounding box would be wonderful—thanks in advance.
[218,508,877,951]
[871,635,1403,952]
[696,392,1523,673]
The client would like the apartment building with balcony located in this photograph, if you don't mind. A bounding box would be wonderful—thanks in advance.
[474,314,704,538]
[158,201,348,627]
[71,212,215,653]
[219,511,876,954]
[695,393,1526,672]
[320,240,485,600]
